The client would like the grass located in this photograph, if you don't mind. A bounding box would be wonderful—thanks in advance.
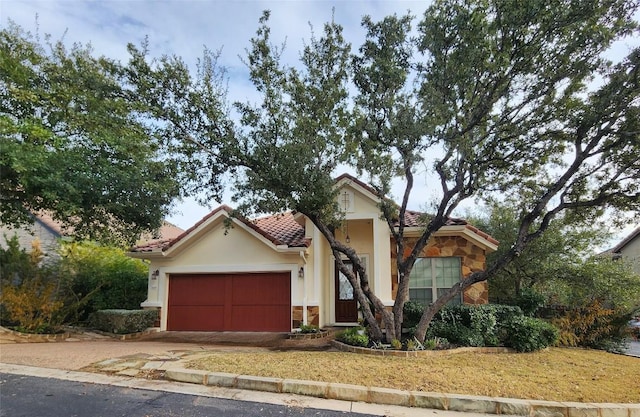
[186,347,640,403]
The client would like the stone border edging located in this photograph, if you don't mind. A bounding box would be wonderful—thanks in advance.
[331,339,514,357]
[0,327,70,342]
[164,368,640,417]
[287,330,331,340]
[89,327,160,341]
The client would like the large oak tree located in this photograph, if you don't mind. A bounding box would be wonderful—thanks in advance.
[194,0,638,342]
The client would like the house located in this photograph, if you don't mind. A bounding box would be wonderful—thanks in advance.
[0,211,184,259]
[0,211,65,258]
[607,226,640,275]
[127,174,498,332]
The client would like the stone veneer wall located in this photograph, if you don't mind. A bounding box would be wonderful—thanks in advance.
[390,236,489,305]
[292,306,320,328]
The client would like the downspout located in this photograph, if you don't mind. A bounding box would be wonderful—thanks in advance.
[300,250,308,325]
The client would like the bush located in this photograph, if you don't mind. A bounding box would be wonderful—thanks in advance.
[550,300,629,353]
[425,304,524,348]
[0,236,64,333]
[90,309,158,334]
[503,316,559,352]
[298,324,319,333]
[420,303,557,352]
[337,326,369,347]
[57,242,149,323]
[514,287,546,317]
[426,320,485,347]
[402,300,425,329]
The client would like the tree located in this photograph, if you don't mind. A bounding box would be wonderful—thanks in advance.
[156,1,638,343]
[0,23,223,245]
[467,200,612,304]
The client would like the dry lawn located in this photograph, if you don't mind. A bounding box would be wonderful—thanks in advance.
[186,347,640,403]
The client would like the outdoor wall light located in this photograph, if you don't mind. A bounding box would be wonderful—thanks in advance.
[298,267,304,279]
[151,269,159,278]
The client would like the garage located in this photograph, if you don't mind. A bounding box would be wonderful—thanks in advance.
[167,272,291,332]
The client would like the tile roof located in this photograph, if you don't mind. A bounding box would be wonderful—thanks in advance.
[253,212,309,248]
[32,211,184,246]
[394,211,499,246]
[130,206,310,253]
[130,174,498,253]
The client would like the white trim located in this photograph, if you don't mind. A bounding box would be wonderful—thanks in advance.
[335,177,380,205]
[313,226,322,316]
[372,218,381,294]
[140,300,161,308]
[402,225,498,252]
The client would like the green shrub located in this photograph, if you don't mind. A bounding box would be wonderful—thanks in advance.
[503,316,559,352]
[337,326,369,347]
[298,324,319,333]
[0,236,64,333]
[426,320,484,347]
[402,300,425,329]
[390,338,402,350]
[57,242,149,323]
[90,309,158,334]
[514,287,546,317]
[426,304,523,347]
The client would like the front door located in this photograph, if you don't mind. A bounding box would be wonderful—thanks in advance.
[335,261,359,322]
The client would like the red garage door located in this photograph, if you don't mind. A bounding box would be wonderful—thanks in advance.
[167,272,291,332]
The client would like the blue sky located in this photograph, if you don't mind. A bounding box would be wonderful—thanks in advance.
[1,1,637,245]
[2,0,432,229]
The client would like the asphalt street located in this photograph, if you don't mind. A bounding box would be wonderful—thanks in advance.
[0,373,376,417]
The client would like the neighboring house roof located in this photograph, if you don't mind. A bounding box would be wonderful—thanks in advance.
[610,226,640,254]
[130,174,498,254]
[22,211,183,246]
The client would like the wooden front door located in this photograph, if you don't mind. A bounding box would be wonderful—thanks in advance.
[335,261,358,322]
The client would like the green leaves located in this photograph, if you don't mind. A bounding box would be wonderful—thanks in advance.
[0,22,227,245]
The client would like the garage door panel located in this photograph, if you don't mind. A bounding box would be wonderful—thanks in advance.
[231,273,290,305]
[169,275,226,305]
[231,306,291,332]
[168,272,291,332]
[167,306,225,331]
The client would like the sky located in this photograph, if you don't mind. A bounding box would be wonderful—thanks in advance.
[1,0,434,229]
[1,0,637,245]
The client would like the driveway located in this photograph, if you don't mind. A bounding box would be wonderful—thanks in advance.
[626,340,640,358]
[0,327,328,371]
[0,326,279,371]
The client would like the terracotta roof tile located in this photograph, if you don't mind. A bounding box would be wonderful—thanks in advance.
[130,175,498,253]
[253,212,309,248]
[398,210,499,246]
[130,206,310,253]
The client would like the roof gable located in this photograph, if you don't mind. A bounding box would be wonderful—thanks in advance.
[130,174,498,255]
[611,226,640,253]
[130,205,309,256]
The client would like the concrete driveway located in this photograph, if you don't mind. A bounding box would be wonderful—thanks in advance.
[0,327,328,371]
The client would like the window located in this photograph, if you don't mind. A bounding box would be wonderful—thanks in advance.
[409,257,462,305]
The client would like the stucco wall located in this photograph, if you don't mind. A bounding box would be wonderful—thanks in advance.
[143,218,302,330]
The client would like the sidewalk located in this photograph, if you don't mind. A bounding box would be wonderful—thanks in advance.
[1,328,639,417]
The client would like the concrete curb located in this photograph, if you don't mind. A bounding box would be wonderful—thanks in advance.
[164,368,640,416]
